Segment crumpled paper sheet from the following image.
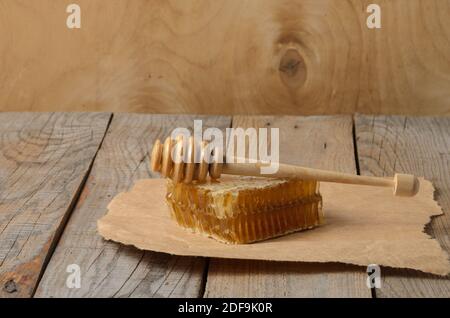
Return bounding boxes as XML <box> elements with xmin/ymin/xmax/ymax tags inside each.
<box><xmin>97</xmin><ymin>177</ymin><xmax>450</xmax><ymax>276</ymax></box>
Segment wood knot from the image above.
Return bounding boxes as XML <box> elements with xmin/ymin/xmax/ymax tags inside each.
<box><xmin>3</xmin><ymin>280</ymin><xmax>18</xmax><ymax>293</ymax></box>
<box><xmin>279</xmin><ymin>48</ymin><xmax>306</xmax><ymax>89</ymax></box>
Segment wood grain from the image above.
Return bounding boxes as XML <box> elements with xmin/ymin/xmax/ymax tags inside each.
<box><xmin>0</xmin><ymin>0</ymin><xmax>449</xmax><ymax>115</ymax></box>
<box><xmin>205</xmin><ymin>115</ymin><xmax>371</xmax><ymax>297</ymax></box>
<box><xmin>34</xmin><ymin>114</ymin><xmax>231</xmax><ymax>298</ymax></box>
<box><xmin>0</xmin><ymin>112</ymin><xmax>111</xmax><ymax>298</ymax></box>
<box><xmin>355</xmin><ymin>115</ymin><xmax>450</xmax><ymax>297</ymax></box>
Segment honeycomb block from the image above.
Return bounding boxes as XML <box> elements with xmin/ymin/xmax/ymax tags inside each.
<box><xmin>165</xmin><ymin>176</ymin><xmax>323</xmax><ymax>244</ymax></box>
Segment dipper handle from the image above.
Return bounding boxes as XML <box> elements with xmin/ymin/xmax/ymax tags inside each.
<box><xmin>150</xmin><ymin>137</ymin><xmax>420</xmax><ymax>197</ymax></box>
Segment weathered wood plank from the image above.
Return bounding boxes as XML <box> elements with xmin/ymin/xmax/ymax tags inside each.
<box><xmin>205</xmin><ymin>115</ymin><xmax>371</xmax><ymax>297</ymax></box>
<box><xmin>0</xmin><ymin>112</ymin><xmax>111</xmax><ymax>298</ymax></box>
<box><xmin>355</xmin><ymin>115</ymin><xmax>450</xmax><ymax>297</ymax></box>
<box><xmin>35</xmin><ymin>114</ymin><xmax>231</xmax><ymax>298</ymax></box>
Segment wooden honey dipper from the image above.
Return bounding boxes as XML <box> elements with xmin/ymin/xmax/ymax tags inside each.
<box><xmin>150</xmin><ymin>136</ymin><xmax>420</xmax><ymax>197</ymax></box>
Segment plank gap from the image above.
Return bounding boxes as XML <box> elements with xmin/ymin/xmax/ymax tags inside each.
<box><xmin>352</xmin><ymin>115</ymin><xmax>361</xmax><ymax>176</ymax></box>
<box><xmin>353</xmin><ymin>115</ymin><xmax>376</xmax><ymax>298</ymax></box>
<box><xmin>199</xmin><ymin>258</ymin><xmax>210</xmax><ymax>298</ymax></box>
<box><xmin>30</xmin><ymin>113</ymin><xmax>114</xmax><ymax>297</ymax></box>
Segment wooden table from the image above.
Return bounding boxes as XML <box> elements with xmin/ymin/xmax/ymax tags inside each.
<box><xmin>0</xmin><ymin>112</ymin><xmax>449</xmax><ymax>298</ymax></box>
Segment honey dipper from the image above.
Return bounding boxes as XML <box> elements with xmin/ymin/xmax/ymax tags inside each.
<box><xmin>150</xmin><ymin>136</ymin><xmax>420</xmax><ymax>197</ymax></box>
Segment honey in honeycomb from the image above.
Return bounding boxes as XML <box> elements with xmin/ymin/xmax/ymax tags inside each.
<box><xmin>165</xmin><ymin>176</ymin><xmax>323</xmax><ymax>244</ymax></box>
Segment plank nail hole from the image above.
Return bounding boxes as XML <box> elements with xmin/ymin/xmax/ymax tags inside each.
<box><xmin>324</xmin><ymin>142</ymin><xmax>327</xmax><ymax>149</ymax></box>
<box><xmin>4</xmin><ymin>280</ymin><xmax>17</xmax><ymax>293</ymax></box>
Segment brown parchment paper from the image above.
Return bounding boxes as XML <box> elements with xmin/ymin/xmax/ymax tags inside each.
<box><xmin>97</xmin><ymin>177</ymin><xmax>450</xmax><ymax>276</ymax></box>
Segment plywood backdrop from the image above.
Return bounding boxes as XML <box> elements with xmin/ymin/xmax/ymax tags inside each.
<box><xmin>0</xmin><ymin>0</ymin><xmax>449</xmax><ymax>115</ymax></box>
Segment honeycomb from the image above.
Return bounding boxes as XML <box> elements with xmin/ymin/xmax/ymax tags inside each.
<box><xmin>165</xmin><ymin>176</ymin><xmax>323</xmax><ymax>244</ymax></box>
